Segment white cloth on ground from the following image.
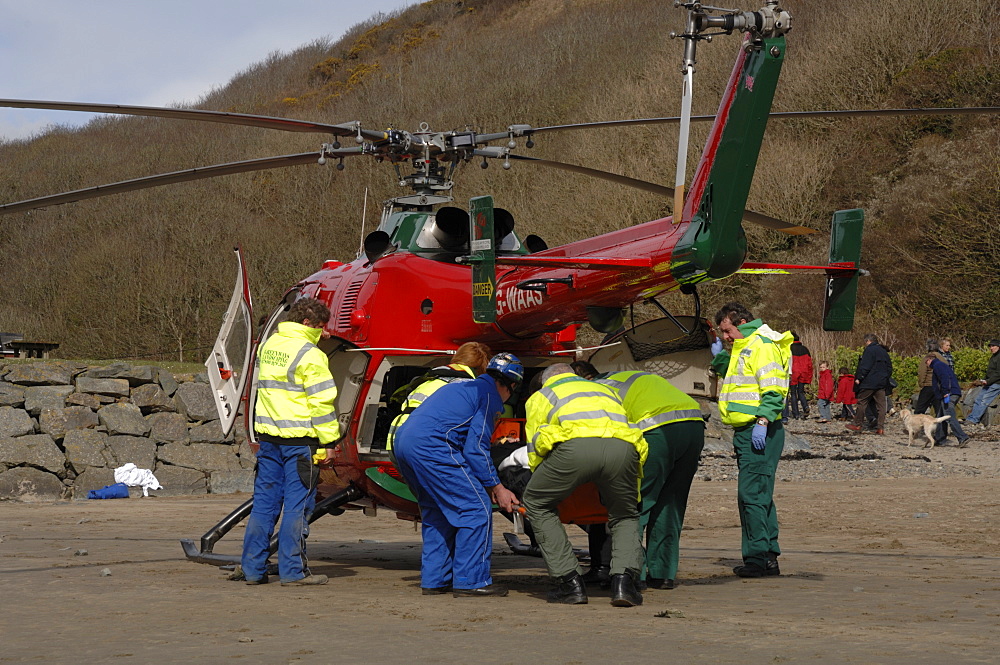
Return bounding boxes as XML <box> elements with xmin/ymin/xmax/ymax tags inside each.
<box><xmin>113</xmin><ymin>463</ymin><xmax>163</xmax><ymax>497</ymax></box>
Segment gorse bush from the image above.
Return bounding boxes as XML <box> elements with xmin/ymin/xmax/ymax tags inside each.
<box><xmin>952</xmin><ymin>347</ymin><xmax>994</xmax><ymax>384</ymax></box>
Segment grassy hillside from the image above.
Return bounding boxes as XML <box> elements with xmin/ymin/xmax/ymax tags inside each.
<box><xmin>1</xmin><ymin>0</ymin><xmax>997</xmax><ymax>360</ymax></box>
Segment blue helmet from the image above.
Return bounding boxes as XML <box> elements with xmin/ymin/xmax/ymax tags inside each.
<box><xmin>487</xmin><ymin>352</ymin><xmax>524</xmax><ymax>388</ymax></box>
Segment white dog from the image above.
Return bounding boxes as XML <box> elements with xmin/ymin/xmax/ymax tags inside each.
<box><xmin>898</xmin><ymin>409</ymin><xmax>950</xmax><ymax>448</ymax></box>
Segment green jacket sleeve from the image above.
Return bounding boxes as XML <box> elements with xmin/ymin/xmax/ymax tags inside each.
<box><xmin>711</xmin><ymin>351</ymin><xmax>731</xmax><ymax>378</ymax></box>
<box><xmin>757</xmin><ymin>391</ymin><xmax>786</xmax><ymax>422</ymax></box>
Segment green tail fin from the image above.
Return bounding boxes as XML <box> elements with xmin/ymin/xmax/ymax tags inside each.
<box><xmin>822</xmin><ymin>208</ymin><xmax>865</xmax><ymax>331</ymax></box>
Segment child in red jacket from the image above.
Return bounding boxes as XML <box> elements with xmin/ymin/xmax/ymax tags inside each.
<box><xmin>835</xmin><ymin>367</ymin><xmax>857</xmax><ymax>420</ymax></box>
<box><xmin>816</xmin><ymin>361</ymin><xmax>835</xmax><ymax>422</ymax></box>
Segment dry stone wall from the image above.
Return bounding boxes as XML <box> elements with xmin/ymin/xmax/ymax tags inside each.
<box><xmin>0</xmin><ymin>361</ymin><xmax>255</xmax><ymax>501</ymax></box>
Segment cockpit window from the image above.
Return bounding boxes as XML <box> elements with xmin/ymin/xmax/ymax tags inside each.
<box><xmin>497</xmin><ymin>232</ymin><xmax>522</xmax><ymax>253</ymax></box>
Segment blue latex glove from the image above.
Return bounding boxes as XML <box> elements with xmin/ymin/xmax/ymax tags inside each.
<box><xmin>752</xmin><ymin>422</ymin><xmax>768</xmax><ymax>450</ymax></box>
<box><xmin>710</xmin><ymin>339</ymin><xmax>724</xmax><ymax>357</ymax></box>
<box><xmin>943</xmin><ymin>394</ymin><xmax>950</xmax><ymax>405</ymax></box>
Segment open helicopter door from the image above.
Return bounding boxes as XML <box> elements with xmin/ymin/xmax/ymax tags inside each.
<box><xmin>586</xmin><ymin>315</ymin><xmax>717</xmax><ymax>398</ymax></box>
<box><xmin>206</xmin><ymin>247</ymin><xmax>254</xmax><ymax>437</ymax></box>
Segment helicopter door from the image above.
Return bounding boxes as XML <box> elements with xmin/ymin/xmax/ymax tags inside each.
<box><xmin>206</xmin><ymin>247</ymin><xmax>254</xmax><ymax>436</ymax></box>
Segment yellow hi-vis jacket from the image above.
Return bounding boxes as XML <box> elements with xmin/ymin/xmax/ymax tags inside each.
<box><xmin>716</xmin><ymin>322</ymin><xmax>792</xmax><ymax>427</ymax></box>
<box><xmin>254</xmin><ymin>321</ymin><xmax>340</xmax><ymax>445</ymax></box>
<box><xmin>597</xmin><ymin>371</ymin><xmax>703</xmax><ymax>432</ymax></box>
<box><xmin>385</xmin><ymin>363</ymin><xmax>476</xmax><ymax>450</ymax></box>
<box><xmin>525</xmin><ymin>373</ymin><xmax>646</xmax><ymax>472</ymax></box>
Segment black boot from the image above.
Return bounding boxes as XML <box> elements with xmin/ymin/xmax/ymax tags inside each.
<box><xmin>646</xmin><ymin>577</ymin><xmax>676</xmax><ymax>590</ymax></box>
<box><xmin>734</xmin><ymin>558</ymin><xmax>780</xmax><ymax>578</ymax></box>
<box><xmin>733</xmin><ymin>562</ymin><xmax>766</xmax><ymax>577</ymax></box>
<box><xmin>610</xmin><ymin>568</ymin><xmax>643</xmax><ymax>607</ymax></box>
<box><xmin>547</xmin><ymin>571</ymin><xmax>588</xmax><ymax>604</ymax></box>
<box><xmin>580</xmin><ymin>564</ymin><xmax>610</xmax><ymax>585</ymax></box>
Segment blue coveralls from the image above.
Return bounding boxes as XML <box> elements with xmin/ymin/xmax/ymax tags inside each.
<box><xmin>392</xmin><ymin>374</ymin><xmax>504</xmax><ymax>590</ymax></box>
<box><xmin>242</xmin><ymin>439</ymin><xmax>318</xmax><ymax>583</ymax></box>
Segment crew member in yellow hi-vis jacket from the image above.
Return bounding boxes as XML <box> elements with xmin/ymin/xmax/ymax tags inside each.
<box><xmin>241</xmin><ymin>297</ymin><xmax>340</xmax><ymax>587</ymax></box>
<box><xmin>523</xmin><ymin>364</ymin><xmax>647</xmax><ymax>608</ymax></box>
<box><xmin>710</xmin><ymin>301</ymin><xmax>792</xmax><ymax>579</ymax></box>
<box><xmin>385</xmin><ymin>342</ymin><xmax>490</xmax><ymax>451</ymax></box>
<box><xmin>572</xmin><ymin>362</ymin><xmax>704</xmax><ymax>591</ymax></box>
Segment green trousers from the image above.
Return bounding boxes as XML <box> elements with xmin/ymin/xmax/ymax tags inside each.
<box><xmin>639</xmin><ymin>420</ymin><xmax>705</xmax><ymax>580</ymax></box>
<box><xmin>732</xmin><ymin>421</ymin><xmax>784</xmax><ymax>567</ymax></box>
<box><xmin>523</xmin><ymin>437</ymin><xmax>644</xmax><ymax>578</ymax></box>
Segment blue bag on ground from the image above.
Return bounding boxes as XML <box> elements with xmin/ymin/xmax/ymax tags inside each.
<box><xmin>88</xmin><ymin>483</ymin><xmax>130</xmax><ymax>500</ymax></box>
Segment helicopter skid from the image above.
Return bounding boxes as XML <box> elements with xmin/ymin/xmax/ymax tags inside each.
<box><xmin>180</xmin><ymin>484</ymin><xmax>364</xmax><ymax>566</ymax></box>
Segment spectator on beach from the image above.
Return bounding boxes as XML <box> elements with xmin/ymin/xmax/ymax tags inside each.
<box><xmin>847</xmin><ymin>334</ymin><xmax>893</xmax><ymax>435</ymax></box>
<box><xmin>940</xmin><ymin>338</ymin><xmax>955</xmax><ymax>368</ymax></box>
<box><xmin>927</xmin><ymin>354</ymin><xmax>970</xmax><ymax>448</ymax></box>
<box><xmin>835</xmin><ymin>367</ymin><xmax>857</xmax><ymax>421</ymax></box>
<box><xmin>783</xmin><ymin>333</ymin><xmax>813</xmax><ymax>422</ymax></box>
<box><xmin>816</xmin><ymin>361</ymin><xmax>834</xmax><ymax>423</ymax></box>
<box><xmin>864</xmin><ymin>373</ymin><xmax>898</xmax><ymax>431</ymax></box>
<box><xmin>936</xmin><ymin>338</ymin><xmax>957</xmax><ymax>438</ymax></box>
<box><xmin>914</xmin><ymin>339</ymin><xmax>946</xmax><ymax>415</ymax></box>
<box><xmin>964</xmin><ymin>339</ymin><xmax>1000</xmax><ymax>428</ymax></box>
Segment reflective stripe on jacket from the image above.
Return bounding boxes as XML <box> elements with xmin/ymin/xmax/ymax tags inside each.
<box><xmin>254</xmin><ymin>321</ymin><xmax>340</xmax><ymax>445</ymax></box>
<box><xmin>597</xmin><ymin>371</ymin><xmax>702</xmax><ymax>432</ymax></box>
<box><xmin>524</xmin><ymin>374</ymin><xmax>646</xmax><ymax>472</ymax></box>
<box><xmin>717</xmin><ymin>323</ymin><xmax>792</xmax><ymax>427</ymax></box>
<box><xmin>386</xmin><ymin>364</ymin><xmax>476</xmax><ymax>450</ymax></box>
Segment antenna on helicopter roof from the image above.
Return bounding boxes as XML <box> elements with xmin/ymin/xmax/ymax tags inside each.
<box><xmin>357</xmin><ymin>187</ymin><xmax>369</xmax><ymax>259</ymax></box>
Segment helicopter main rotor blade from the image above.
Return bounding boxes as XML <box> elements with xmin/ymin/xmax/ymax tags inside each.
<box><xmin>741</xmin><ymin>210</ymin><xmax>816</xmax><ymax>235</ymax></box>
<box><xmin>497</xmin><ymin>152</ymin><xmax>817</xmax><ymax>235</ymax></box>
<box><xmin>500</xmin><ymin>153</ymin><xmax>675</xmax><ymax>197</ymax></box>
<box><xmin>0</xmin><ymin>98</ymin><xmax>388</xmax><ymax>140</ymax></box>
<box><xmin>512</xmin><ymin>107</ymin><xmax>1000</xmax><ymax>137</ymax></box>
<box><xmin>0</xmin><ymin>148</ymin><xmax>364</xmax><ymax>216</ymax></box>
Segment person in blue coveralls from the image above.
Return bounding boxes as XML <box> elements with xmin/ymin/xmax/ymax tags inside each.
<box><xmin>393</xmin><ymin>352</ymin><xmax>524</xmax><ymax>597</ymax></box>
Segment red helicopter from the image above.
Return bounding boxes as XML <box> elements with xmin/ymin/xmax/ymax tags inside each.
<box><xmin>1</xmin><ymin>2</ymin><xmax>996</xmax><ymax>565</ymax></box>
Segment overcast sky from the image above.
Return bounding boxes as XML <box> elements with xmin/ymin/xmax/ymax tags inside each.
<box><xmin>0</xmin><ymin>0</ymin><xmax>416</xmax><ymax>141</ymax></box>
